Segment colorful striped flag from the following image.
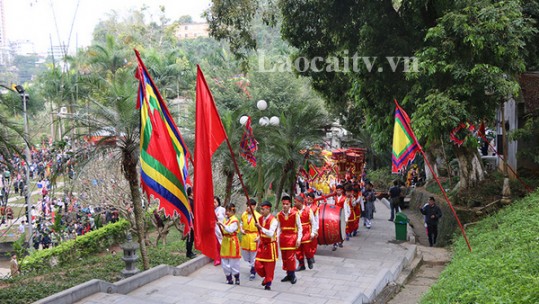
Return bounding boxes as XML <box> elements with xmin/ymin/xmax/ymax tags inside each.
<box><xmin>239</xmin><ymin>116</ymin><xmax>258</xmax><ymax>167</ymax></box>
<box><xmin>134</xmin><ymin>50</ymin><xmax>192</xmax><ymax>234</ymax></box>
<box><xmin>392</xmin><ymin>100</ymin><xmax>420</xmax><ymax>174</ymax></box>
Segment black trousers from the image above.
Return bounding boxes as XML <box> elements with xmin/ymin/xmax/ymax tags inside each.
<box><xmin>427</xmin><ymin>224</ymin><xmax>438</xmax><ymax>246</ymax></box>
<box><xmin>186</xmin><ymin>228</ymin><xmax>195</xmax><ymax>255</ymax></box>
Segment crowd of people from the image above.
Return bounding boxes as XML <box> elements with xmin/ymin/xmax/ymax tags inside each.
<box><xmin>0</xmin><ymin>140</ymin><xmax>122</xmax><ymax>252</ymax></box>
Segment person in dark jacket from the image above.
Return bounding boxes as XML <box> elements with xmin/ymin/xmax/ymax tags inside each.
<box><xmin>388</xmin><ymin>180</ymin><xmax>401</xmax><ymax>221</ymax></box>
<box><xmin>420</xmin><ymin>197</ymin><xmax>442</xmax><ymax>247</ymax></box>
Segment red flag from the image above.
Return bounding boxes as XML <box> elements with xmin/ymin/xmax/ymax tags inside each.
<box><xmin>194</xmin><ymin>65</ymin><xmax>227</xmax><ymax>261</ymax></box>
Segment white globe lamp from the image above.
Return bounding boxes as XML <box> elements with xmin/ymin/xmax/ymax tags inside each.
<box><xmin>269</xmin><ymin>116</ymin><xmax>280</xmax><ymax>126</ymax></box>
<box><xmin>259</xmin><ymin>116</ymin><xmax>270</xmax><ymax>126</ymax></box>
<box><xmin>239</xmin><ymin>115</ymin><xmax>249</xmax><ymax>126</ymax></box>
<box><xmin>257</xmin><ymin>99</ymin><xmax>268</xmax><ymax>111</ymax></box>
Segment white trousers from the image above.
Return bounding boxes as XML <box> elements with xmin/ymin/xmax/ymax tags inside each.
<box><xmin>221</xmin><ymin>258</ymin><xmax>241</xmax><ymax>276</ymax></box>
<box><xmin>241</xmin><ymin>250</ymin><xmax>257</xmax><ymax>267</ymax></box>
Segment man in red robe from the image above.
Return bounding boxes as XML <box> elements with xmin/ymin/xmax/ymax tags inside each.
<box><xmin>294</xmin><ymin>196</ymin><xmax>317</xmax><ymax>271</ymax></box>
<box><xmin>254</xmin><ymin>201</ymin><xmax>278</xmax><ymax>290</ymax></box>
<box><xmin>277</xmin><ymin>195</ymin><xmax>302</xmax><ymax>284</ymax></box>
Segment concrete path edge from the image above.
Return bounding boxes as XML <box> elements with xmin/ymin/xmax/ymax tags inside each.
<box><xmin>34</xmin><ymin>255</ymin><xmax>211</xmax><ymax>304</ymax></box>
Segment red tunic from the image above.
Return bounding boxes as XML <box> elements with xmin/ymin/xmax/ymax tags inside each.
<box><xmin>335</xmin><ymin>194</ymin><xmax>346</xmax><ymax>208</ymax></box>
<box><xmin>256</xmin><ymin>214</ymin><xmax>278</xmax><ymax>262</ymax></box>
<box><xmin>277</xmin><ymin>210</ymin><xmax>299</xmax><ymax>251</ymax></box>
<box><xmin>295</xmin><ymin>206</ymin><xmax>312</xmax><ymax>244</ymax></box>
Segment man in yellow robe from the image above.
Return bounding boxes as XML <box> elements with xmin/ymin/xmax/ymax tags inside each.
<box><xmin>240</xmin><ymin>199</ymin><xmax>261</xmax><ymax>280</ymax></box>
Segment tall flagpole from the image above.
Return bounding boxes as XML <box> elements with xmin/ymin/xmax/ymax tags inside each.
<box><xmin>395</xmin><ymin>100</ymin><xmax>472</xmax><ymax>252</ymax></box>
<box><xmin>222</xmin><ymin>137</ymin><xmax>259</xmax><ymax>230</ymax></box>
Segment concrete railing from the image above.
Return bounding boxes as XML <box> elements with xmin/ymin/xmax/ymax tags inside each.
<box><xmin>35</xmin><ymin>255</ymin><xmax>211</xmax><ymax>304</ymax></box>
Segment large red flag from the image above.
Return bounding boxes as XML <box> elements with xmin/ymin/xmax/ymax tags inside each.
<box><xmin>194</xmin><ymin>65</ymin><xmax>227</xmax><ymax>260</ymax></box>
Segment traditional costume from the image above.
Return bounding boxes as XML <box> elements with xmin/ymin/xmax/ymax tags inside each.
<box><xmin>220</xmin><ymin>213</ymin><xmax>241</xmax><ymax>285</ymax></box>
<box><xmin>255</xmin><ymin>201</ymin><xmax>279</xmax><ymax>290</ymax></box>
<box><xmin>294</xmin><ymin>202</ymin><xmax>317</xmax><ymax>270</ymax></box>
<box><xmin>277</xmin><ymin>196</ymin><xmax>302</xmax><ymax>284</ymax></box>
<box><xmin>240</xmin><ymin>201</ymin><xmax>261</xmax><ymax>280</ymax></box>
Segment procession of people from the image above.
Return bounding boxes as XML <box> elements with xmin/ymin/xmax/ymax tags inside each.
<box><xmin>211</xmin><ymin>173</ymin><xmax>376</xmax><ymax>290</ymax></box>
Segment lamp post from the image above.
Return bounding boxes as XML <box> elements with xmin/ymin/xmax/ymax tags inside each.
<box><xmin>239</xmin><ymin>100</ymin><xmax>280</xmax><ymax>203</ymax></box>
<box><xmin>13</xmin><ymin>85</ymin><xmax>33</xmax><ymax>247</ymax></box>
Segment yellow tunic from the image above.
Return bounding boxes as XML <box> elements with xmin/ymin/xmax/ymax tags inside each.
<box><xmin>240</xmin><ymin>210</ymin><xmax>261</xmax><ymax>251</ymax></box>
<box><xmin>220</xmin><ymin>215</ymin><xmax>241</xmax><ymax>259</ymax></box>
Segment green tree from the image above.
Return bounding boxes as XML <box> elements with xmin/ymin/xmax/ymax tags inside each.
<box><xmin>408</xmin><ymin>0</ymin><xmax>536</xmax><ymax>188</ymax></box>
<box><xmin>207</xmin><ymin>0</ymin><xmax>539</xmax><ymax>190</ymax></box>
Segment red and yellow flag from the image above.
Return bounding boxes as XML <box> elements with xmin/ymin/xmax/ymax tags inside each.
<box><xmin>135</xmin><ymin>50</ymin><xmax>192</xmax><ymax>234</ymax></box>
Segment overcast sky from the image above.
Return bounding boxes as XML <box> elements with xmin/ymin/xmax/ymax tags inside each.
<box><xmin>4</xmin><ymin>0</ymin><xmax>211</xmax><ymax>53</ymax></box>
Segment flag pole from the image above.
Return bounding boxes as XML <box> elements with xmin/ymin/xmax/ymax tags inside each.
<box><xmin>222</xmin><ymin>137</ymin><xmax>259</xmax><ymax>230</ymax></box>
<box><xmin>395</xmin><ymin>100</ymin><xmax>472</xmax><ymax>252</ymax></box>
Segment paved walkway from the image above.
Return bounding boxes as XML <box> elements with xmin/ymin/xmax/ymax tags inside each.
<box><xmin>44</xmin><ymin>199</ymin><xmax>418</xmax><ymax>304</ymax></box>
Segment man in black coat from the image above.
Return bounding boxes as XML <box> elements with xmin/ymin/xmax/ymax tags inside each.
<box><xmin>420</xmin><ymin>197</ymin><xmax>442</xmax><ymax>247</ymax></box>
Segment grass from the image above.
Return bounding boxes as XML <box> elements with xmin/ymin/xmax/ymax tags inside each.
<box><xmin>420</xmin><ymin>190</ymin><xmax>539</xmax><ymax>303</ymax></box>
<box><xmin>0</xmin><ymin>227</ymin><xmax>192</xmax><ymax>304</ymax></box>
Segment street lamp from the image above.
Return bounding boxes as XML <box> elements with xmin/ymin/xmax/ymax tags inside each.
<box><xmin>239</xmin><ymin>100</ymin><xmax>280</xmax><ymax>203</ymax></box>
<box><xmin>240</xmin><ymin>99</ymin><xmax>280</xmax><ymax>127</ymax></box>
<box><xmin>14</xmin><ymin>85</ymin><xmax>33</xmax><ymax>247</ymax></box>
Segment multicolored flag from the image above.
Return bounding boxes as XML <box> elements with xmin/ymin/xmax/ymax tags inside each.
<box><xmin>194</xmin><ymin>65</ymin><xmax>227</xmax><ymax>261</ymax></box>
<box><xmin>240</xmin><ymin>117</ymin><xmax>258</xmax><ymax>167</ymax></box>
<box><xmin>392</xmin><ymin>100</ymin><xmax>420</xmax><ymax>174</ymax></box>
<box><xmin>134</xmin><ymin>50</ymin><xmax>192</xmax><ymax>234</ymax></box>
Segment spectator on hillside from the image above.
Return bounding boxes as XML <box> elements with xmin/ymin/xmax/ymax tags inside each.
<box><xmin>5</xmin><ymin>205</ymin><xmax>14</xmax><ymax>225</ymax></box>
<box><xmin>10</xmin><ymin>254</ymin><xmax>20</xmax><ymax>277</ymax></box>
<box><xmin>18</xmin><ymin>220</ymin><xmax>26</xmax><ymax>234</ymax></box>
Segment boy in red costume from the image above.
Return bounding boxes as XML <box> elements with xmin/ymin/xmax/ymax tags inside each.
<box><xmin>277</xmin><ymin>195</ymin><xmax>302</xmax><ymax>284</ymax></box>
<box><xmin>254</xmin><ymin>201</ymin><xmax>278</xmax><ymax>290</ymax></box>
<box><xmin>293</xmin><ymin>196</ymin><xmax>317</xmax><ymax>270</ymax></box>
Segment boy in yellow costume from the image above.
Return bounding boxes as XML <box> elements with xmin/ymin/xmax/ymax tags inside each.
<box><xmin>217</xmin><ymin>204</ymin><xmax>241</xmax><ymax>285</ymax></box>
<box><xmin>240</xmin><ymin>199</ymin><xmax>261</xmax><ymax>280</ymax></box>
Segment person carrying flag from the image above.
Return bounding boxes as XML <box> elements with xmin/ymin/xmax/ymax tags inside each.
<box><xmin>240</xmin><ymin>199</ymin><xmax>261</xmax><ymax>280</ymax></box>
<box><xmin>254</xmin><ymin>201</ymin><xmax>278</xmax><ymax>290</ymax></box>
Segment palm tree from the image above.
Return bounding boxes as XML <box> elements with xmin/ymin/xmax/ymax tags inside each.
<box><xmin>78</xmin><ymin>64</ymin><xmax>151</xmax><ymax>270</ymax></box>
<box><xmin>0</xmin><ymin>94</ymin><xmax>25</xmax><ymax>166</ymax></box>
<box><xmin>261</xmin><ymin>98</ymin><xmax>330</xmax><ymax>209</ymax></box>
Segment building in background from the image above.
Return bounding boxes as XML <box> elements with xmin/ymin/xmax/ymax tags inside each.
<box><xmin>176</xmin><ymin>23</ymin><xmax>209</xmax><ymax>40</ymax></box>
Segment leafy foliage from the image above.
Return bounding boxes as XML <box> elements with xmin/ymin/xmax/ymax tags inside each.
<box><xmin>20</xmin><ymin>220</ymin><xmax>130</xmax><ymax>272</ymax></box>
<box><xmin>0</xmin><ymin>226</ymin><xmax>191</xmax><ymax>304</ymax></box>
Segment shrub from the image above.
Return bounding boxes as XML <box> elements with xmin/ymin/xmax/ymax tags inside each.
<box><xmin>21</xmin><ymin>219</ymin><xmax>130</xmax><ymax>272</ymax></box>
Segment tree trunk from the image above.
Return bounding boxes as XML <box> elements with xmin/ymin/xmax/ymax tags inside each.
<box><xmin>454</xmin><ymin>145</ymin><xmax>485</xmax><ymax>190</ymax></box>
<box><xmin>424</xmin><ymin>147</ymin><xmax>439</xmax><ymax>181</ymax></box>
<box><xmin>224</xmin><ymin>171</ymin><xmax>234</xmax><ymax>206</ymax></box>
<box><xmin>122</xmin><ymin>148</ymin><xmax>150</xmax><ymax>270</ymax></box>
<box><xmin>288</xmin><ymin>169</ymin><xmax>298</xmax><ymax>197</ymax></box>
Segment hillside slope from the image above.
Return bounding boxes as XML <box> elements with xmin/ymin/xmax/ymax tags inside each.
<box><xmin>420</xmin><ymin>191</ymin><xmax>539</xmax><ymax>303</ymax></box>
